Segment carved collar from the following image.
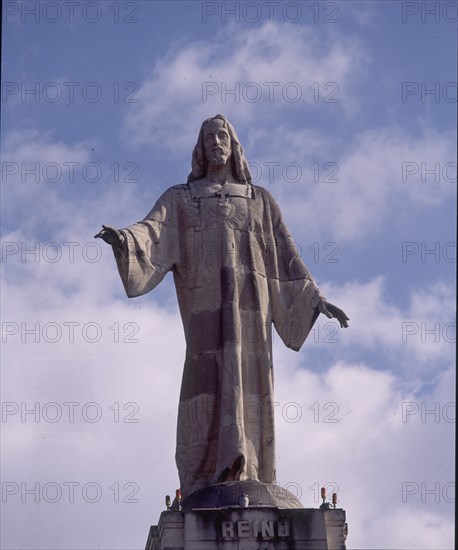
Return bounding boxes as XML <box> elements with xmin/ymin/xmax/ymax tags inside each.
<box><xmin>187</xmin><ymin>179</ymin><xmax>255</xmax><ymax>200</ymax></box>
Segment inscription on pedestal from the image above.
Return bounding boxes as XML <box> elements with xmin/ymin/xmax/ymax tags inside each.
<box><xmin>221</xmin><ymin>519</ymin><xmax>290</xmax><ymax>539</ymax></box>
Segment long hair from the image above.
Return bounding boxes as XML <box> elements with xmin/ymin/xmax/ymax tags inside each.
<box><xmin>187</xmin><ymin>114</ymin><xmax>252</xmax><ymax>185</ymax></box>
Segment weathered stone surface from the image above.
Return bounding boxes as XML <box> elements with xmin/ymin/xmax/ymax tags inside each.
<box><xmin>146</xmin><ymin>506</ymin><xmax>347</xmax><ymax>549</ymax></box>
<box><xmin>181</xmin><ymin>480</ymin><xmax>303</xmax><ymax>511</ymax></box>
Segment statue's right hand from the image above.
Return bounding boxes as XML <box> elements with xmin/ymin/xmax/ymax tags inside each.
<box><xmin>94</xmin><ymin>225</ymin><xmax>124</xmax><ymax>246</ymax></box>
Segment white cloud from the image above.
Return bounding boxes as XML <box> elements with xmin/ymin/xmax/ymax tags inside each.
<box><xmin>341</xmin><ymin>0</ymin><xmax>377</xmax><ymax>26</ymax></box>
<box><xmin>265</xmin><ymin>126</ymin><xmax>456</xmax><ymax>242</ymax></box>
<box><xmin>122</xmin><ymin>21</ymin><xmax>369</xmax><ymax>151</ymax></box>
<box><xmin>272</xmin><ymin>357</ymin><xmax>454</xmax><ymax>549</ymax></box>
<box><xmin>1</xmin><ymin>267</ymin><xmax>185</xmax><ymax>547</ymax></box>
<box><xmin>1</xmin><ymin>129</ymin><xmax>155</xmax><ymax>244</ymax></box>
<box><xmin>313</xmin><ymin>277</ymin><xmax>455</xmax><ymax>375</ymax></box>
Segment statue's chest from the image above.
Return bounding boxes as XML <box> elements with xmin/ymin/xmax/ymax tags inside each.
<box><xmin>199</xmin><ymin>195</ymin><xmax>249</xmax><ymax>230</ymax></box>
<box><xmin>182</xmin><ymin>195</ymin><xmax>263</xmax><ymax>233</ymax></box>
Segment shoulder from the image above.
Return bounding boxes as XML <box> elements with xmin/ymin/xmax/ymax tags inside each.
<box><xmin>162</xmin><ymin>183</ymin><xmax>189</xmax><ymax>197</ymax></box>
<box><xmin>143</xmin><ymin>184</ymin><xmax>189</xmax><ymax>221</ymax></box>
<box><xmin>155</xmin><ymin>183</ymin><xmax>190</xmax><ymax>204</ymax></box>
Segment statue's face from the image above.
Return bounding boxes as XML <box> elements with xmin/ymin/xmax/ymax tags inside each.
<box><xmin>203</xmin><ymin>118</ymin><xmax>232</xmax><ymax>166</ymax></box>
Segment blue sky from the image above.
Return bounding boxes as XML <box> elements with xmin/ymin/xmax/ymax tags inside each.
<box><xmin>1</xmin><ymin>1</ymin><xmax>456</xmax><ymax>548</ymax></box>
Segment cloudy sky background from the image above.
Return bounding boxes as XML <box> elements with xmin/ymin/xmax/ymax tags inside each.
<box><xmin>1</xmin><ymin>1</ymin><xmax>456</xmax><ymax>548</ymax></box>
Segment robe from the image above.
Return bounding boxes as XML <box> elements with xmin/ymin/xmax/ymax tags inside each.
<box><xmin>112</xmin><ymin>179</ymin><xmax>324</xmax><ymax>498</ymax></box>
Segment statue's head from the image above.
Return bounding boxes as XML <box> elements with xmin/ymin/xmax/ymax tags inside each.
<box><xmin>187</xmin><ymin>114</ymin><xmax>252</xmax><ymax>185</ymax></box>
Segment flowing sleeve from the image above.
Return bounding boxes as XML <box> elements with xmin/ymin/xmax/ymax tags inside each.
<box><xmin>111</xmin><ymin>188</ymin><xmax>180</xmax><ymax>298</ymax></box>
<box><xmin>263</xmin><ymin>189</ymin><xmax>325</xmax><ymax>351</ymax></box>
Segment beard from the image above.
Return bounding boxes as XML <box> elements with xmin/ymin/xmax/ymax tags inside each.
<box><xmin>208</xmin><ymin>149</ymin><xmax>228</xmax><ymax>166</ymax></box>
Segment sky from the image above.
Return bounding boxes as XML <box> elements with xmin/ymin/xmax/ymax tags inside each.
<box><xmin>0</xmin><ymin>1</ymin><xmax>456</xmax><ymax>549</ymax></box>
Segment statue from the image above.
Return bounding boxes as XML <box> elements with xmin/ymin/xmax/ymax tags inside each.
<box><xmin>95</xmin><ymin>115</ymin><xmax>349</xmax><ymax>502</ymax></box>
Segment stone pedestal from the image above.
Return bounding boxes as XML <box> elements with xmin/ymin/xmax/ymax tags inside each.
<box><xmin>145</xmin><ymin>506</ymin><xmax>347</xmax><ymax>549</ymax></box>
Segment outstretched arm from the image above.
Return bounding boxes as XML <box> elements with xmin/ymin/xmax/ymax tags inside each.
<box><xmin>318</xmin><ymin>299</ymin><xmax>349</xmax><ymax>328</ymax></box>
<box><xmin>94</xmin><ymin>225</ymin><xmax>125</xmax><ymax>246</ymax></box>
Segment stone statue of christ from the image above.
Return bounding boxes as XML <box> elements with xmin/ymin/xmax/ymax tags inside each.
<box><xmin>95</xmin><ymin>115</ymin><xmax>349</xmax><ymax>499</ymax></box>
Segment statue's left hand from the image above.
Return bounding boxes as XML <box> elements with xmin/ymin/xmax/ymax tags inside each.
<box><xmin>318</xmin><ymin>300</ymin><xmax>349</xmax><ymax>328</ymax></box>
